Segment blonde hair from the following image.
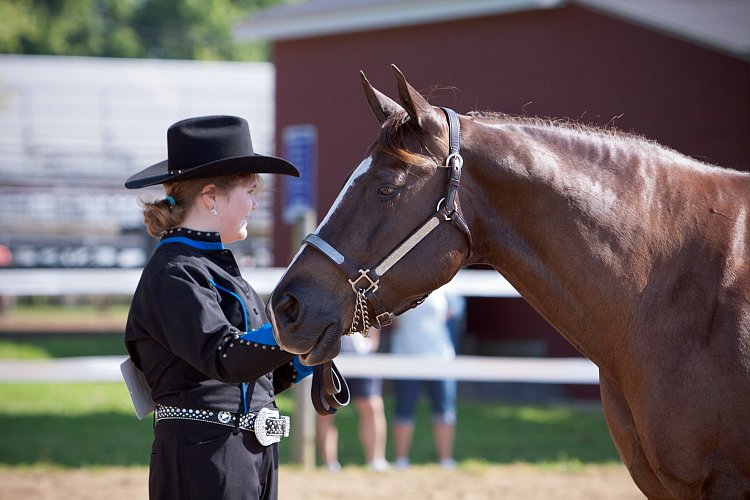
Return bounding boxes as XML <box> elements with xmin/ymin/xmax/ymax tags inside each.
<box><xmin>140</xmin><ymin>173</ymin><xmax>260</xmax><ymax>238</ymax></box>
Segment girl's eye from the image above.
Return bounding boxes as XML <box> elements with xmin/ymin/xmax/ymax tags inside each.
<box><xmin>377</xmin><ymin>185</ymin><xmax>398</xmax><ymax>196</ymax></box>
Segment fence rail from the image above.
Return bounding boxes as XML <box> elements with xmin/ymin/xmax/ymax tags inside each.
<box><xmin>0</xmin><ymin>354</ymin><xmax>599</xmax><ymax>384</ymax></box>
<box><xmin>0</xmin><ymin>267</ymin><xmax>521</xmax><ymax>297</ymax></box>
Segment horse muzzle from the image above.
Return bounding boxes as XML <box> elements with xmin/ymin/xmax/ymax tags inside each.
<box><xmin>266</xmin><ymin>289</ymin><xmax>343</xmax><ymax>364</ymax></box>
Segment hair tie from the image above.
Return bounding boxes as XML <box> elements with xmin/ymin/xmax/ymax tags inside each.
<box><xmin>165</xmin><ymin>195</ymin><xmax>176</xmax><ymax>207</ymax></box>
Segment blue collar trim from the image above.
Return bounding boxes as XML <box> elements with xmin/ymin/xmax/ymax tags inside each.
<box><xmin>157</xmin><ymin>236</ymin><xmax>225</xmax><ymax>251</ymax></box>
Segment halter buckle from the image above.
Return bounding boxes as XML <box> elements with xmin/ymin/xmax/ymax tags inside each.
<box><xmin>376</xmin><ymin>312</ymin><xmax>393</xmax><ymax>327</ymax></box>
<box><xmin>443</xmin><ymin>152</ymin><xmax>463</xmax><ymax>169</ymax></box>
<box><xmin>349</xmin><ymin>269</ymin><xmax>379</xmax><ymax>294</ymax></box>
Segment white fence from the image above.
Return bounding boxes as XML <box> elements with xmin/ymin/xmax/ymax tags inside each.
<box><xmin>0</xmin><ymin>353</ymin><xmax>598</xmax><ymax>384</ymax></box>
<box><xmin>0</xmin><ymin>267</ymin><xmax>518</xmax><ymax>297</ymax></box>
<box><xmin>0</xmin><ymin>267</ymin><xmax>599</xmax><ymax>384</ymax></box>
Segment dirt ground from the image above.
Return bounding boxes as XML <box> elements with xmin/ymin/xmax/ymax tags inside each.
<box><xmin>0</xmin><ymin>464</ymin><xmax>645</xmax><ymax>500</ymax></box>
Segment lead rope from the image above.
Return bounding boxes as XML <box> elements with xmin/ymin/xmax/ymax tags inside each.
<box><xmin>312</xmin><ymin>360</ymin><xmax>351</xmax><ymax>415</ymax></box>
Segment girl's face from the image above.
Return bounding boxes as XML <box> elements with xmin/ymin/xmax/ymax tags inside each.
<box><xmin>214</xmin><ymin>178</ymin><xmax>259</xmax><ymax>244</ymax></box>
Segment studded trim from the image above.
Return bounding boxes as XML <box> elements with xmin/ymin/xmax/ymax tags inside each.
<box><xmin>165</xmin><ymin>227</ymin><xmax>222</xmax><ymax>241</ymax></box>
<box><xmin>217</xmin><ymin>331</ymin><xmax>278</xmax><ymax>359</ymax></box>
<box><xmin>155</xmin><ymin>404</ymin><xmax>290</xmax><ymax>445</ymax></box>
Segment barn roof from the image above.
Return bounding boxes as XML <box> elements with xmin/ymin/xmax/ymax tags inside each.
<box><xmin>234</xmin><ymin>0</ymin><xmax>750</xmax><ymax>61</ymax></box>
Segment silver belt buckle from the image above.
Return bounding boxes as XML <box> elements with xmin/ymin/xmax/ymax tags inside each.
<box><xmin>254</xmin><ymin>407</ymin><xmax>290</xmax><ymax>446</ymax></box>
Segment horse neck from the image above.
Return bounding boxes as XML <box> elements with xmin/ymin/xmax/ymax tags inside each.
<box><xmin>461</xmin><ymin>120</ymin><xmax>659</xmax><ymax>365</ymax></box>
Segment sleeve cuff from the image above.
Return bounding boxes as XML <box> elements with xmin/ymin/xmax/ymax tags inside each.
<box><xmin>293</xmin><ymin>356</ymin><xmax>314</xmax><ymax>383</ymax></box>
<box><xmin>239</xmin><ymin>323</ymin><xmax>278</xmax><ymax>346</ymax></box>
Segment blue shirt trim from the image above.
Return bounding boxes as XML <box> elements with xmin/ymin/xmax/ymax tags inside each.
<box><xmin>293</xmin><ymin>356</ymin><xmax>313</xmax><ymax>383</ymax></box>
<box><xmin>157</xmin><ymin>237</ymin><xmax>225</xmax><ymax>251</ymax></box>
<box><xmin>209</xmin><ymin>278</ymin><xmax>255</xmax><ymax>413</ymax></box>
<box><xmin>240</xmin><ymin>323</ymin><xmax>278</xmax><ymax>346</ymax></box>
<box><xmin>209</xmin><ymin>280</ymin><xmax>249</xmax><ymax>332</ymax></box>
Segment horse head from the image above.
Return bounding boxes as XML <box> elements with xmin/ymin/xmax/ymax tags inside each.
<box><xmin>267</xmin><ymin>65</ymin><xmax>473</xmax><ymax>365</ymax></box>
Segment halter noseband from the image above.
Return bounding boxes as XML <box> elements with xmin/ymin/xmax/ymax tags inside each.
<box><xmin>302</xmin><ymin>107</ymin><xmax>473</xmax><ymax>336</ymax></box>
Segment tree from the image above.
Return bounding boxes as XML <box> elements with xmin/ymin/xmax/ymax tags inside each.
<box><xmin>0</xmin><ymin>0</ymin><xmax>289</xmax><ymax>61</ymax></box>
<box><xmin>0</xmin><ymin>1</ymin><xmax>38</xmax><ymax>54</ymax></box>
<box><xmin>134</xmin><ymin>0</ymin><xmax>236</xmax><ymax>60</ymax></box>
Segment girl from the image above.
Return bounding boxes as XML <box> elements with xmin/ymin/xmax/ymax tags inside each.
<box><xmin>124</xmin><ymin>115</ymin><xmax>309</xmax><ymax>499</ymax></box>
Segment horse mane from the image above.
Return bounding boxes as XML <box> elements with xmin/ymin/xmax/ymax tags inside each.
<box><xmin>377</xmin><ymin>108</ymin><xmax>650</xmax><ymax>166</ymax></box>
<box><xmin>376</xmin><ymin>111</ymin><xmax>443</xmax><ymax>169</ymax></box>
<box><xmin>467</xmin><ymin>111</ymin><xmax>731</xmax><ymax>173</ymax></box>
<box><xmin>375</xmin><ymin>108</ymin><xmax>730</xmax><ymax>174</ymax></box>
<box><xmin>467</xmin><ymin>110</ymin><xmax>647</xmax><ymax>142</ymax></box>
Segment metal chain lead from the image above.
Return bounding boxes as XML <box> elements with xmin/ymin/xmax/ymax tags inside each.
<box><xmin>349</xmin><ymin>289</ymin><xmax>371</xmax><ymax>337</ymax></box>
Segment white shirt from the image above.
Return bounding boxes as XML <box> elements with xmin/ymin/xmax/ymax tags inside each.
<box><xmin>390</xmin><ymin>289</ymin><xmax>455</xmax><ymax>359</ymax></box>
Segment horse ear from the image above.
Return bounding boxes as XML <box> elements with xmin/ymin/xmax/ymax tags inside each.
<box><xmin>360</xmin><ymin>70</ymin><xmax>401</xmax><ymax>124</ymax></box>
<box><xmin>392</xmin><ymin>64</ymin><xmax>436</xmax><ymax>129</ymax></box>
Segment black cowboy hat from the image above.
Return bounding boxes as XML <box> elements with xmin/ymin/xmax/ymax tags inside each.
<box><xmin>124</xmin><ymin>115</ymin><xmax>299</xmax><ymax>189</ymax></box>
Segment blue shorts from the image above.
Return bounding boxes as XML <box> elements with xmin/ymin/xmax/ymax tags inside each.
<box><xmin>393</xmin><ymin>378</ymin><xmax>456</xmax><ymax>425</ymax></box>
<box><xmin>348</xmin><ymin>377</ymin><xmax>383</xmax><ymax>399</ymax></box>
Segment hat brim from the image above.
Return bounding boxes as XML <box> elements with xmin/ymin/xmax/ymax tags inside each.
<box><xmin>125</xmin><ymin>154</ymin><xmax>300</xmax><ymax>189</ymax></box>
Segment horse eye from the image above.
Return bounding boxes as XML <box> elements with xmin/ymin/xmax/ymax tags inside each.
<box><xmin>377</xmin><ymin>185</ymin><xmax>398</xmax><ymax>197</ymax></box>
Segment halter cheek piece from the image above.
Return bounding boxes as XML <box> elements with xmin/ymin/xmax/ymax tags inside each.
<box><xmin>303</xmin><ymin>107</ymin><xmax>473</xmax><ymax>336</ymax></box>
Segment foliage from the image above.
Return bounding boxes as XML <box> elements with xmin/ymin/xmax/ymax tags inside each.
<box><xmin>0</xmin><ymin>0</ymin><xmax>295</xmax><ymax>61</ymax></box>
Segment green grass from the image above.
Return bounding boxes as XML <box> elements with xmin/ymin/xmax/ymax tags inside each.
<box><xmin>0</xmin><ymin>333</ymin><xmax>621</xmax><ymax>469</ymax></box>
<box><xmin>0</xmin><ymin>383</ymin><xmax>150</xmax><ymax>467</ymax></box>
<box><xmin>449</xmin><ymin>402</ymin><xmax>615</xmax><ymax>465</ymax></box>
<box><xmin>0</xmin><ymin>334</ymin><xmax>127</xmax><ymax>359</ymax></box>
<box><xmin>6</xmin><ymin>303</ymin><xmax>130</xmax><ymax>317</ymax></box>
<box><xmin>0</xmin><ymin>382</ymin><xmax>620</xmax><ymax>468</ymax></box>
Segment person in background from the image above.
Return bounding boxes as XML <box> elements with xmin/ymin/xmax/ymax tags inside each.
<box><xmin>445</xmin><ymin>293</ymin><xmax>467</xmax><ymax>352</ymax></box>
<box><xmin>123</xmin><ymin>115</ymin><xmax>310</xmax><ymax>500</ymax></box>
<box><xmin>389</xmin><ymin>288</ymin><xmax>457</xmax><ymax>470</ymax></box>
<box><xmin>316</xmin><ymin>328</ymin><xmax>389</xmax><ymax>472</ymax></box>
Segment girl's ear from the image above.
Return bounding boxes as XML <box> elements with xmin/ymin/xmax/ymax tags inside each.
<box><xmin>199</xmin><ymin>184</ymin><xmax>217</xmax><ymax>210</ymax></box>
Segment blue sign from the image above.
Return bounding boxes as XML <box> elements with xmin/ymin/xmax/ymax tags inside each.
<box><xmin>282</xmin><ymin>125</ymin><xmax>317</xmax><ymax>224</ymax></box>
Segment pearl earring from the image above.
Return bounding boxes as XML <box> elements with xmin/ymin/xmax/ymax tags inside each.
<box><xmin>210</xmin><ymin>207</ymin><xmax>218</xmax><ymax>216</ymax></box>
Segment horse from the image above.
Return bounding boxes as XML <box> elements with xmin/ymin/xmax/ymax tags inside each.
<box><xmin>267</xmin><ymin>65</ymin><xmax>750</xmax><ymax>499</ymax></box>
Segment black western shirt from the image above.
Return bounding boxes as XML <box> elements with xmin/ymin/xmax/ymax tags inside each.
<box><xmin>125</xmin><ymin>228</ymin><xmax>296</xmax><ymax>413</ymax></box>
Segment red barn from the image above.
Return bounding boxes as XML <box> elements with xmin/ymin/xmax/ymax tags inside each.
<box><xmin>236</xmin><ymin>0</ymin><xmax>750</xmax><ymax>364</ymax></box>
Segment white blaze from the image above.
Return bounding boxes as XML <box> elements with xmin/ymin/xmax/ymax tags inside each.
<box><xmin>316</xmin><ymin>156</ymin><xmax>373</xmax><ymax>232</ymax></box>
<box><xmin>276</xmin><ymin>155</ymin><xmax>373</xmax><ymax>281</ymax></box>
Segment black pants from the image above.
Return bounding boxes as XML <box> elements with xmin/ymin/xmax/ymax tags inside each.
<box><xmin>149</xmin><ymin>420</ymin><xmax>279</xmax><ymax>500</ymax></box>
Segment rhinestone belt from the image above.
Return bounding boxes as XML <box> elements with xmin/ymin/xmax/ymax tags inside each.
<box><xmin>155</xmin><ymin>404</ymin><xmax>290</xmax><ymax>446</ymax></box>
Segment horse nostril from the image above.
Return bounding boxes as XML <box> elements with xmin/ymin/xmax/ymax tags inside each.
<box><xmin>276</xmin><ymin>291</ymin><xmax>301</xmax><ymax>325</ymax></box>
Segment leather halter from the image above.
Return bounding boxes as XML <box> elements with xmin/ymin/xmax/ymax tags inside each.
<box><xmin>303</xmin><ymin>107</ymin><xmax>473</xmax><ymax>335</ymax></box>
